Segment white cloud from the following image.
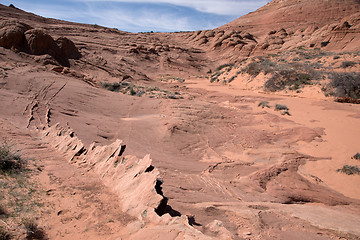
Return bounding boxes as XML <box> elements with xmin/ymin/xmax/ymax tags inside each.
<box><xmin>76</xmin><ymin>0</ymin><xmax>270</xmax><ymax>16</ymax></box>
<box><xmin>4</xmin><ymin>0</ymin><xmax>271</xmax><ymax>32</ymax></box>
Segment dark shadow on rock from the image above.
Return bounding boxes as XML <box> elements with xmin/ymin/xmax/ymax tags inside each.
<box><xmin>154</xmin><ymin>178</ymin><xmax>181</xmax><ymax>217</ymax></box>
<box><xmin>188</xmin><ymin>215</ymin><xmax>202</xmax><ymax>226</ymax></box>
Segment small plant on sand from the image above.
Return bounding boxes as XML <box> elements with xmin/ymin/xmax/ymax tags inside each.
<box><xmin>22</xmin><ymin>218</ymin><xmax>45</xmax><ymax>240</ymax></box>
<box><xmin>337</xmin><ymin>165</ymin><xmax>360</xmax><ymax>175</ymax></box>
<box><xmin>352</xmin><ymin>153</ymin><xmax>360</xmax><ymax>160</ymax></box>
<box><xmin>274</xmin><ymin>104</ymin><xmax>290</xmax><ymax>116</ymax></box>
<box><xmin>258</xmin><ymin>101</ymin><xmax>270</xmax><ymax>108</ymax></box>
<box><xmin>274</xmin><ymin>104</ymin><xmax>289</xmax><ymax>111</ymax></box>
<box><xmin>281</xmin><ymin>110</ymin><xmax>291</xmax><ymax>116</ymax></box>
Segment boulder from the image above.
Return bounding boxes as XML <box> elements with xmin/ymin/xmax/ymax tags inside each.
<box><xmin>56</xmin><ymin>37</ymin><xmax>81</xmax><ymax>59</ymax></box>
<box><xmin>0</xmin><ymin>20</ymin><xmax>32</xmax><ymax>49</ymax></box>
<box><xmin>24</xmin><ymin>28</ymin><xmax>59</xmax><ymax>56</ymax></box>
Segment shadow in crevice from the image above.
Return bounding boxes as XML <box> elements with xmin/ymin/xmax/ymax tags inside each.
<box><xmin>188</xmin><ymin>215</ymin><xmax>202</xmax><ymax>226</ymax></box>
<box><xmin>145</xmin><ymin>165</ymin><xmax>155</xmax><ymax>172</ymax></box>
<box><xmin>118</xmin><ymin>144</ymin><xmax>126</xmax><ymax>157</ymax></box>
<box><xmin>154</xmin><ymin>178</ymin><xmax>181</xmax><ymax>217</ymax></box>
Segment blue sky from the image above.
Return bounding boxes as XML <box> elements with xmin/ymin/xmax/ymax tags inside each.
<box><xmin>2</xmin><ymin>0</ymin><xmax>270</xmax><ymax>32</ymax></box>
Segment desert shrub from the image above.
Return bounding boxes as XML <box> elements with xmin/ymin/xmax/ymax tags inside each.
<box><xmin>0</xmin><ymin>226</ymin><xmax>11</xmax><ymax>240</ymax></box>
<box><xmin>22</xmin><ymin>218</ymin><xmax>45</xmax><ymax>240</ymax></box>
<box><xmin>337</xmin><ymin>165</ymin><xmax>360</xmax><ymax>175</ymax></box>
<box><xmin>228</xmin><ymin>71</ymin><xmax>241</xmax><ymax>83</ymax></box>
<box><xmin>264</xmin><ymin>70</ymin><xmax>312</xmax><ymax>91</ymax></box>
<box><xmin>160</xmin><ymin>76</ymin><xmax>185</xmax><ymax>83</ymax></box>
<box><xmin>244</xmin><ymin>62</ymin><xmax>262</xmax><ymax>77</ymax></box>
<box><xmin>352</xmin><ymin>153</ymin><xmax>360</xmax><ymax>160</ymax></box>
<box><xmin>100</xmin><ymin>82</ymin><xmax>122</xmax><ymax>92</ymax></box>
<box><xmin>329</xmin><ymin>72</ymin><xmax>360</xmax><ymax>99</ymax></box>
<box><xmin>341</xmin><ymin>61</ymin><xmax>357</xmax><ymax>68</ymax></box>
<box><xmin>333</xmin><ymin>55</ymin><xmax>340</xmax><ymax>60</ymax></box>
<box><xmin>242</xmin><ymin>61</ymin><xmax>273</xmax><ymax>76</ymax></box>
<box><xmin>258</xmin><ymin>101</ymin><xmax>270</xmax><ymax>108</ymax></box>
<box><xmin>210</xmin><ymin>71</ymin><xmax>223</xmax><ymax>83</ymax></box>
<box><xmin>281</xmin><ymin>110</ymin><xmax>291</xmax><ymax>116</ymax></box>
<box><xmin>0</xmin><ymin>204</ymin><xmax>7</xmax><ymax>216</ymax></box>
<box><xmin>321</xmin><ymin>41</ymin><xmax>329</xmax><ymax>47</ymax></box>
<box><xmin>275</xmin><ymin>104</ymin><xmax>289</xmax><ymax>111</ymax></box>
<box><xmin>215</xmin><ymin>63</ymin><xmax>234</xmax><ymax>71</ymax></box>
<box><xmin>228</xmin><ymin>76</ymin><xmax>236</xmax><ymax>83</ymax></box>
<box><xmin>0</xmin><ymin>142</ymin><xmax>24</xmax><ymax>173</ymax></box>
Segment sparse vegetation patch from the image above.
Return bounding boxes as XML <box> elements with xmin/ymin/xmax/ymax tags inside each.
<box><xmin>0</xmin><ymin>142</ymin><xmax>25</xmax><ymax>173</ymax></box>
<box><xmin>0</xmin><ymin>142</ymin><xmax>46</xmax><ymax>239</ymax></box>
<box><xmin>337</xmin><ymin>165</ymin><xmax>360</xmax><ymax>175</ymax></box>
<box><xmin>160</xmin><ymin>76</ymin><xmax>185</xmax><ymax>83</ymax></box>
<box><xmin>100</xmin><ymin>81</ymin><xmax>183</xmax><ymax>99</ymax></box>
<box><xmin>329</xmin><ymin>72</ymin><xmax>360</xmax><ymax>99</ymax></box>
<box><xmin>264</xmin><ymin>70</ymin><xmax>312</xmax><ymax>91</ymax></box>
<box><xmin>274</xmin><ymin>104</ymin><xmax>290</xmax><ymax>116</ymax></box>
<box><xmin>22</xmin><ymin>217</ymin><xmax>45</xmax><ymax>240</ymax></box>
<box><xmin>210</xmin><ymin>71</ymin><xmax>224</xmax><ymax>83</ymax></box>
<box><xmin>258</xmin><ymin>101</ymin><xmax>270</xmax><ymax>108</ymax></box>
<box><xmin>215</xmin><ymin>63</ymin><xmax>234</xmax><ymax>72</ymax></box>
<box><xmin>340</xmin><ymin>61</ymin><xmax>357</xmax><ymax>68</ymax></box>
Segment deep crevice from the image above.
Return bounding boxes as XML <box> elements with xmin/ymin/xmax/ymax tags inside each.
<box><xmin>118</xmin><ymin>144</ymin><xmax>126</xmax><ymax>157</ymax></box>
<box><xmin>145</xmin><ymin>165</ymin><xmax>154</xmax><ymax>172</ymax></box>
<box><xmin>188</xmin><ymin>215</ymin><xmax>202</xmax><ymax>226</ymax></box>
<box><xmin>155</xmin><ymin>197</ymin><xmax>181</xmax><ymax>217</ymax></box>
<box><xmin>155</xmin><ymin>178</ymin><xmax>164</xmax><ymax>196</ymax></box>
<box><xmin>74</xmin><ymin>146</ymin><xmax>86</xmax><ymax>157</ymax></box>
<box><xmin>154</xmin><ymin>178</ymin><xmax>181</xmax><ymax>217</ymax></box>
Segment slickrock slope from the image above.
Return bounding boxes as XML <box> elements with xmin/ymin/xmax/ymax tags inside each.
<box><xmin>1</xmin><ymin>0</ymin><xmax>360</xmax><ymax>239</ymax></box>
<box><xmin>181</xmin><ymin>0</ymin><xmax>360</xmax><ymax>62</ymax></box>
<box><xmin>224</xmin><ymin>0</ymin><xmax>360</xmax><ymax>34</ymax></box>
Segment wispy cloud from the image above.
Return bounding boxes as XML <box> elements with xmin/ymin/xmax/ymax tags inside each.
<box><xmin>3</xmin><ymin>0</ymin><xmax>270</xmax><ymax>32</ymax></box>
<box><xmin>76</xmin><ymin>0</ymin><xmax>270</xmax><ymax>15</ymax></box>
